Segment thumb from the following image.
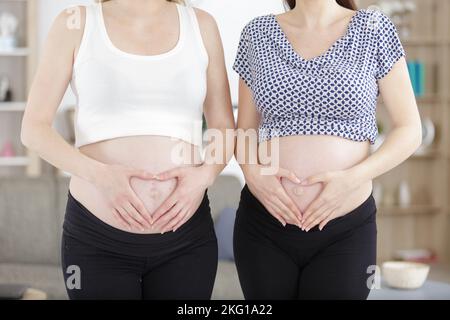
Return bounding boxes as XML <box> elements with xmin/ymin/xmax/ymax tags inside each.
<box><xmin>276</xmin><ymin>168</ymin><xmax>301</xmax><ymax>184</ymax></box>
<box><xmin>154</xmin><ymin>168</ymin><xmax>183</xmax><ymax>181</ymax></box>
<box><xmin>301</xmin><ymin>173</ymin><xmax>329</xmax><ymax>186</ymax></box>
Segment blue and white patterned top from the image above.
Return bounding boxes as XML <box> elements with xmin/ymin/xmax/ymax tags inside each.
<box><xmin>233</xmin><ymin>9</ymin><xmax>405</xmax><ymax>144</ymax></box>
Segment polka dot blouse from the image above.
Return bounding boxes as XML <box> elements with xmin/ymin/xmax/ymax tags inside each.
<box><xmin>233</xmin><ymin>9</ymin><xmax>406</xmax><ymax>144</ymax></box>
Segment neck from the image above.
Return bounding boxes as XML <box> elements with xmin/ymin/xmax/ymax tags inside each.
<box><xmin>114</xmin><ymin>0</ymin><xmax>170</xmax><ymax>16</ymax></box>
<box><xmin>290</xmin><ymin>0</ymin><xmax>342</xmax><ymax>28</ymax></box>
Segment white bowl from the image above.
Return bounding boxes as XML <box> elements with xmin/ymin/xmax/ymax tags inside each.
<box><xmin>382</xmin><ymin>261</ymin><xmax>430</xmax><ymax>289</ymax></box>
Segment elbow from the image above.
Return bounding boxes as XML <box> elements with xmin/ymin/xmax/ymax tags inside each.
<box><xmin>416</xmin><ymin>131</ymin><xmax>423</xmax><ymax>151</ymax></box>
<box><xmin>412</xmin><ymin>122</ymin><xmax>423</xmax><ymax>153</ymax></box>
<box><xmin>20</xmin><ymin>124</ymin><xmax>32</xmax><ymax>150</ymax></box>
<box><xmin>20</xmin><ymin>120</ymin><xmax>38</xmax><ymax>151</ymax></box>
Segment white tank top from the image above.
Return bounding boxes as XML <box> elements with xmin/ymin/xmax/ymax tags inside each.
<box><xmin>71</xmin><ymin>3</ymin><xmax>208</xmax><ymax>148</ymax></box>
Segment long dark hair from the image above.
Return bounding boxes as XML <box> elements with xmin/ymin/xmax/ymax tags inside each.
<box><xmin>285</xmin><ymin>0</ymin><xmax>357</xmax><ymax>10</ymax></box>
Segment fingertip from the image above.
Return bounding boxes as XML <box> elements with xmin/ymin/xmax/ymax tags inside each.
<box><xmin>292</xmin><ymin>174</ymin><xmax>301</xmax><ymax>184</ymax></box>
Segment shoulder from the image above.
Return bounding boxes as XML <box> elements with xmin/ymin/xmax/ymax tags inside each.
<box><xmin>241</xmin><ymin>15</ymin><xmax>275</xmax><ymax>37</ymax></box>
<box><xmin>53</xmin><ymin>5</ymin><xmax>87</xmax><ymax>29</ymax></box>
<box><xmin>354</xmin><ymin>9</ymin><xmax>397</xmax><ymax>35</ymax></box>
<box><xmin>192</xmin><ymin>7</ymin><xmax>222</xmax><ymax>49</ymax></box>
<box><xmin>193</xmin><ymin>7</ymin><xmax>218</xmax><ymax>30</ymax></box>
<box><xmin>192</xmin><ymin>7</ymin><xmax>221</xmax><ymax>42</ymax></box>
<box><xmin>48</xmin><ymin>6</ymin><xmax>88</xmax><ymax>47</ymax></box>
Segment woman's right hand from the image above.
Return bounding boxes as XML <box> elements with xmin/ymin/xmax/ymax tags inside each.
<box><xmin>93</xmin><ymin>164</ymin><xmax>154</xmax><ymax>231</ymax></box>
<box><xmin>244</xmin><ymin>164</ymin><xmax>303</xmax><ymax>227</ymax></box>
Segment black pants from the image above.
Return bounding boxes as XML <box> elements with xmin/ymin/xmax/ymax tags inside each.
<box><xmin>61</xmin><ymin>192</ymin><xmax>218</xmax><ymax>300</ymax></box>
<box><xmin>234</xmin><ymin>186</ymin><xmax>377</xmax><ymax>300</ymax></box>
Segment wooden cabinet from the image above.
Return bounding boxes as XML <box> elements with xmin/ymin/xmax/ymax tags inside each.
<box><xmin>358</xmin><ymin>0</ymin><xmax>450</xmax><ymax>264</ymax></box>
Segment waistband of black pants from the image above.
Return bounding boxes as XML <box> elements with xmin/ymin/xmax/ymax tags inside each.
<box><xmin>63</xmin><ymin>191</ymin><xmax>215</xmax><ymax>257</ymax></box>
<box><xmin>239</xmin><ymin>185</ymin><xmax>376</xmax><ymax>233</ymax></box>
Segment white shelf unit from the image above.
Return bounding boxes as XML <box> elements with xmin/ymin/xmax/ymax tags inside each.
<box><xmin>0</xmin><ymin>0</ymin><xmax>39</xmax><ymax>176</ymax></box>
<box><xmin>0</xmin><ymin>102</ymin><xmax>26</xmax><ymax>112</ymax></box>
<box><xmin>0</xmin><ymin>156</ymin><xmax>29</xmax><ymax>166</ymax></box>
<box><xmin>0</xmin><ymin>47</ymin><xmax>29</xmax><ymax>56</ymax></box>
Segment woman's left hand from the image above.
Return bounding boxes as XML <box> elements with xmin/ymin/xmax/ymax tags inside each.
<box><xmin>300</xmin><ymin>170</ymin><xmax>363</xmax><ymax>232</ymax></box>
<box><xmin>151</xmin><ymin>165</ymin><xmax>215</xmax><ymax>234</ymax></box>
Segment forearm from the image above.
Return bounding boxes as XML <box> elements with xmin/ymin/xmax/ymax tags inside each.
<box><xmin>21</xmin><ymin>123</ymin><xmax>105</xmax><ymax>183</ymax></box>
<box><xmin>201</xmin><ymin>127</ymin><xmax>235</xmax><ymax>186</ymax></box>
<box><xmin>234</xmin><ymin>127</ymin><xmax>260</xmax><ymax>179</ymax></box>
<box><xmin>348</xmin><ymin>125</ymin><xmax>422</xmax><ymax>184</ymax></box>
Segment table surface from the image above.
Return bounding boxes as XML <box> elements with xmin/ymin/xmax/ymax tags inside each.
<box><xmin>369</xmin><ymin>280</ymin><xmax>450</xmax><ymax>300</ymax></box>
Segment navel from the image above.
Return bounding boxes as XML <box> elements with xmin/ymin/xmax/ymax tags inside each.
<box><xmin>293</xmin><ymin>186</ymin><xmax>305</xmax><ymax>196</ymax></box>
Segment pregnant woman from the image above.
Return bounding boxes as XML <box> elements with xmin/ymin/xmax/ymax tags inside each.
<box><xmin>233</xmin><ymin>0</ymin><xmax>422</xmax><ymax>299</ymax></box>
<box><xmin>21</xmin><ymin>0</ymin><xmax>234</xmax><ymax>299</ymax></box>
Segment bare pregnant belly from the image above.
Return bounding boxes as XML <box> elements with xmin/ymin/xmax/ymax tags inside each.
<box><xmin>69</xmin><ymin>136</ymin><xmax>202</xmax><ymax>234</ymax></box>
<box><xmin>259</xmin><ymin>135</ymin><xmax>373</xmax><ymax>217</ymax></box>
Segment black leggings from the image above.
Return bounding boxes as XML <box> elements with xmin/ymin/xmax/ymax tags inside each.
<box><xmin>61</xmin><ymin>192</ymin><xmax>218</xmax><ymax>300</ymax></box>
<box><xmin>234</xmin><ymin>186</ymin><xmax>377</xmax><ymax>300</ymax></box>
